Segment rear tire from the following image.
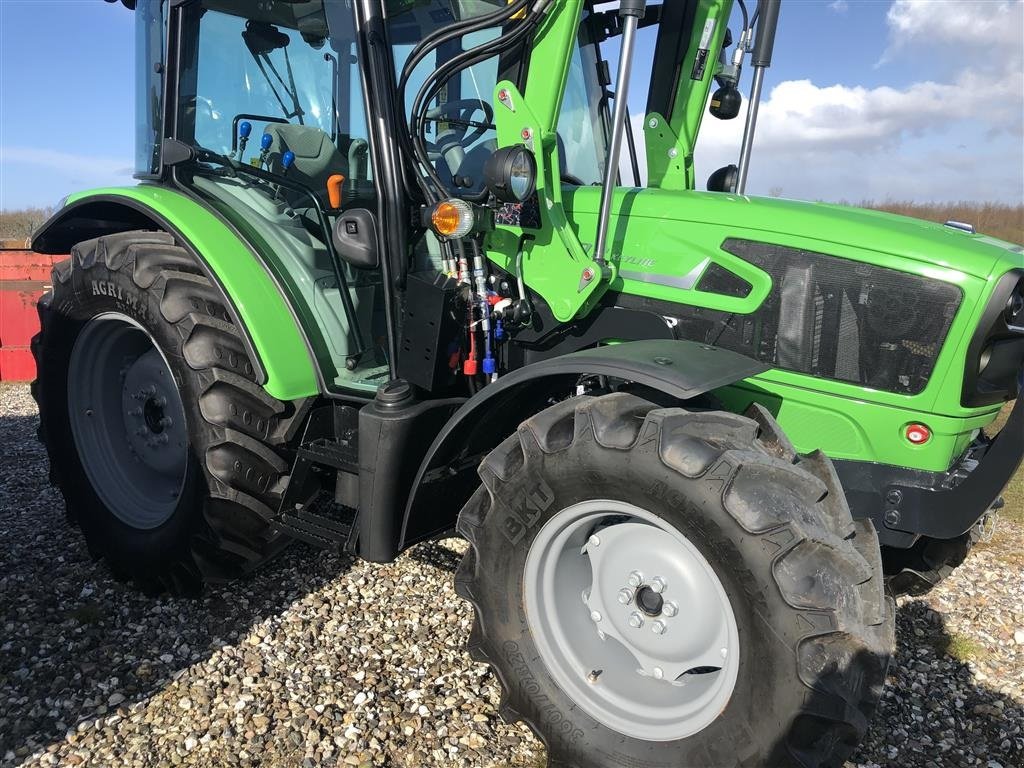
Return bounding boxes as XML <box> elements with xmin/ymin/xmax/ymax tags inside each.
<box><xmin>455</xmin><ymin>393</ymin><xmax>894</xmax><ymax>768</ymax></box>
<box><xmin>32</xmin><ymin>230</ymin><xmax>303</xmax><ymax>594</ymax></box>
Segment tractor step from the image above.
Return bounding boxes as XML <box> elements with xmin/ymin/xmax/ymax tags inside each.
<box><xmin>296</xmin><ymin>436</ymin><xmax>359</xmax><ymax>473</ymax></box>
<box><xmin>275</xmin><ymin>491</ymin><xmax>359</xmax><ymax>553</ymax></box>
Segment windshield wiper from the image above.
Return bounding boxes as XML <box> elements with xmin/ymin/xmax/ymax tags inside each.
<box><xmin>243</xmin><ymin>21</ymin><xmax>306</xmax><ymax>124</ymax></box>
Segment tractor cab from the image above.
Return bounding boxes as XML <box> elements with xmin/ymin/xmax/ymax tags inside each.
<box><xmin>132</xmin><ymin>0</ymin><xmax>740</xmax><ymax>395</ymax></box>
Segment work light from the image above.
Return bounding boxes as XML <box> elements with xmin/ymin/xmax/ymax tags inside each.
<box><xmin>484</xmin><ymin>145</ymin><xmax>538</xmax><ymax>203</ymax></box>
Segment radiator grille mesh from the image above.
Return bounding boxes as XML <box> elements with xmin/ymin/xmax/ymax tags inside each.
<box><xmin>677</xmin><ymin>239</ymin><xmax>963</xmax><ymax>394</ymax></box>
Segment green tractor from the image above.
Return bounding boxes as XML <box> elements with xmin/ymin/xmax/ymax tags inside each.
<box><xmin>30</xmin><ymin>0</ymin><xmax>1022</xmax><ymax>764</ymax></box>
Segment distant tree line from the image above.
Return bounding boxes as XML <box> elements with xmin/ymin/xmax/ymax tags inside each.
<box><xmin>852</xmin><ymin>201</ymin><xmax>1022</xmax><ymax>246</ymax></box>
<box><xmin>0</xmin><ymin>208</ymin><xmax>54</xmax><ymax>243</ymax></box>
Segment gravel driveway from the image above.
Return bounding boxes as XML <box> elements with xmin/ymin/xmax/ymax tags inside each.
<box><xmin>1</xmin><ymin>382</ymin><xmax>1021</xmax><ymax>768</ymax></box>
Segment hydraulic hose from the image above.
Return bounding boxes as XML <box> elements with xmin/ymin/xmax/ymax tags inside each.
<box><xmin>398</xmin><ymin>0</ymin><xmax>531</xmax><ymax>94</ymax></box>
<box><xmin>396</xmin><ymin>0</ymin><xmax>534</xmax><ymax>200</ymax></box>
<box><xmin>409</xmin><ymin>4</ymin><xmax>550</xmax><ymax>201</ymax></box>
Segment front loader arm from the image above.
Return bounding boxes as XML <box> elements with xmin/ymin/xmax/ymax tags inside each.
<box><xmin>646</xmin><ymin>0</ymin><xmax>734</xmax><ymax>190</ymax></box>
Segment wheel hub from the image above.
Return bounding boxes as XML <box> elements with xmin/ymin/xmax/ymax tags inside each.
<box><xmin>523</xmin><ymin>500</ymin><xmax>740</xmax><ymax>741</ymax></box>
<box><xmin>68</xmin><ymin>313</ymin><xmax>188</xmax><ymax>530</ymax></box>
<box><xmin>634</xmin><ymin>585</ymin><xmax>664</xmax><ymax>617</ymax></box>
<box><xmin>581</xmin><ymin>522</ymin><xmax>733</xmax><ymax>684</ymax></box>
<box><xmin>121</xmin><ymin>348</ymin><xmax>187</xmax><ymax>476</ymax></box>
<box><xmin>143</xmin><ymin>396</ymin><xmax>166</xmax><ymax>434</ymax></box>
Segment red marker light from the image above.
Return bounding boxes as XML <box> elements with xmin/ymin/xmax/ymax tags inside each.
<box><xmin>905</xmin><ymin>423</ymin><xmax>931</xmax><ymax>445</ymax></box>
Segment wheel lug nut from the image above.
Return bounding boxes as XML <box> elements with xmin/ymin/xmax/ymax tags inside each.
<box><xmin>651</xmin><ymin>620</ymin><xmax>667</xmax><ymax>635</ymax></box>
<box><xmin>652</xmin><ymin>667</ymin><xmax>664</xmax><ymax>680</ymax></box>
<box><xmin>587</xmin><ymin>534</ymin><xmax>601</xmax><ymax>548</ymax></box>
<box><xmin>590</xmin><ymin>610</ymin><xmax>603</xmax><ymax>623</ymax></box>
<box><xmin>663</xmin><ymin>601</ymin><xmax>679</xmax><ymax>617</ymax></box>
<box><xmin>628</xmin><ymin>612</ymin><xmax>644</xmax><ymax>629</ymax></box>
<box><xmin>160</xmin><ymin>417</ymin><xmax>172</xmax><ymax>428</ymax></box>
<box><xmin>651</xmin><ymin>577</ymin><xmax>667</xmax><ymax>594</ymax></box>
<box><xmin>617</xmin><ymin>588</ymin><xmax>633</xmax><ymax>605</ymax></box>
<box><xmin>129</xmin><ymin>408</ymin><xmax>142</xmax><ymax>418</ymax></box>
<box><xmin>627</xmin><ymin>570</ymin><xmax>643</xmax><ymax>588</ymax></box>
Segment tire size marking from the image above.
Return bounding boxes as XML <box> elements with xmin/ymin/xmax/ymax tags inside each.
<box><xmin>502</xmin><ymin>641</ymin><xmax>584</xmax><ymax>745</ymax></box>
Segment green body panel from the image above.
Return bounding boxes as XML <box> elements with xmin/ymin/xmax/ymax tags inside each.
<box><xmin>552</xmin><ymin>186</ymin><xmax>1021</xmax><ymax>472</ymax></box>
<box><xmin>478</xmin><ymin>0</ymin><xmax>1018</xmax><ymax>476</ymax></box>
<box><xmin>648</xmin><ymin>0</ymin><xmax>732</xmax><ymax>190</ymax></box>
<box><xmin>488</xmin><ymin>79</ymin><xmax>609</xmax><ymax>322</ymax></box>
<box><xmin>715</xmin><ymin>381</ymin><xmax>999</xmax><ymax>472</ymax></box>
<box><xmin>65</xmin><ymin>186</ymin><xmax>320</xmax><ymax>401</ymax></box>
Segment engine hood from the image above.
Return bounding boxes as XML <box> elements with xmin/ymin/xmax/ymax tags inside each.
<box><xmin>562</xmin><ymin>187</ymin><xmax>1023</xmax><ymax>281</ymax></box>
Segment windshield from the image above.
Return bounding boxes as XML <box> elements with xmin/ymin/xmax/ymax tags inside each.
<box><xmin>558</xmin><ymin>2</ymin><xmax>665</xmax><ymax>188</ymax></box>
<box><xmin>387</xmin><ymin>0</ymin><xmax>526</xmax><ymax>198</ymax></box>
<box><xmin>557</xmin><ymin>20</ymin><xmax>611</xmax><ymax>186</ymax></box>
<box><xmin>176</xmin><ymin>0</ymin><xmax>372</xmax><ymax>201</ymax></box>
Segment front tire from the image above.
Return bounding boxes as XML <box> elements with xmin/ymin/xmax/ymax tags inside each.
<box><xmin>32</xmin><ymin>231</ymin><xmax>302</xmax><ymax>594</ymax></box>
<box><xmin>455</xmin><ymin>393</ymin><xmax>893</xmax><ymax>767</ymax></box>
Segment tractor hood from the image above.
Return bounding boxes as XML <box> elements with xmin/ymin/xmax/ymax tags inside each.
<box><xmin>558</xmin><ymin>186</ymin><xmax>1021</xmax><ymax>407</ymax></box>
<box><xmin>562</xmin><ymin>187</ymin><xmax>1023</xmax><ymax>283</ymax></box>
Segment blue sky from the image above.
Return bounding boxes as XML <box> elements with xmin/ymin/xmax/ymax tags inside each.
<box><xmin>1</xmin><ymin>0</ymin><xmax>1022</xmax><ymax>209</ymax></box>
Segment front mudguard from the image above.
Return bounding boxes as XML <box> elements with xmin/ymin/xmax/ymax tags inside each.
<box><xmin>398</xmin><ymin>339</ymin><xmax>768</xmax><ymax>552</ymax></box>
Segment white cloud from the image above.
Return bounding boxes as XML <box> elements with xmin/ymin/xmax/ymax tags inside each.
<box><xmin>828</xmin><ymin>0</ymin><xmax>849</xmax><ymax>13</ymax></box>
<box><xmin>687</xmin><ymin>65</ymin><xmax>1024</xmax><ymax>202</ymax></box>
<box><xmin>659</xmin><ymin>0</ymin><xmax>1024</xmax><ymax>202</ymax></box>
<box><xmin>880</xmin><ymin>0</ymin><xmax>1023</xmax><ymax>64</ymax></box>
<box><xmin>698</xmin><ymin>69</ymin><xmax>1023</xmax><ymax>157</ymax></box>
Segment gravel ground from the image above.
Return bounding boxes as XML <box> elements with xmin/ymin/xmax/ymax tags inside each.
<box><xmin>1</xmin><ymin>381</ymin><xmax>1021</xmax><ymax>768</ymax></box>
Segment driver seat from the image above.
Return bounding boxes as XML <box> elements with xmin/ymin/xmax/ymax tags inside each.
<box><xmin>265</xmin><ymin>124</ymin><xmax>348</xmax><ymax>198</ymax></box>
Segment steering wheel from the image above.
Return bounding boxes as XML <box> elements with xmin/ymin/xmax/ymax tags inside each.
<box><xmin>423</xmin><ymin>99</ymin><xmax>495</xmax><ymax>159</ymax></box>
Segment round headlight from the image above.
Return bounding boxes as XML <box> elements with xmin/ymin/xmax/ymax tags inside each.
<box><xmin>484</xmin><ymin>145</ymin><xmax>538</xmax><ymax>203</ymax></box>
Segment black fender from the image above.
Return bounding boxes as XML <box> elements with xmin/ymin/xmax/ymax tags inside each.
<box><xmin>399</xmin><ymin>339</ymin><xmax>768</xmax><ymax>548</ymax></box>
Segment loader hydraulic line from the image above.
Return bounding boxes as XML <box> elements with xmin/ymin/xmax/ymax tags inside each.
<box><xmin>593</xmin><ymin>0</ymin><xmax>647</xmax><ymax>267</ymax></box>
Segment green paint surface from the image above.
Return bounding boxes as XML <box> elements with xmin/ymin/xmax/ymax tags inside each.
<box><xmin>66</xmin><ymin>186</ymin><xmax>319</xmax><ymax>401</ymax></box>
<box><xmin>480</xmin><ymin>0</ymin><xmax>1017</xmax><ymax>476</ymax></box>
<box><xmin>556</xmin><ymin>186</ymin><xmax>1020</xmax><ymax>471</ymax></box>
